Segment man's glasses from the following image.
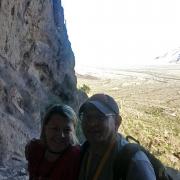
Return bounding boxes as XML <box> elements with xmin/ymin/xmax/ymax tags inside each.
<box><xmin>79</xmin><ymin>113</ymin><xmax>116</xmax><ymax>123</ymax></box>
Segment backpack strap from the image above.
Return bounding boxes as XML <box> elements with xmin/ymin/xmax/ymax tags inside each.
<box><xmin>126</xmin><ymin>135</ymin><xmax>140</xmax><ymax>144</ymax></box>
<box><xmin>113</xmin><ymin>143</ymin><xmax>141</xmax><ymax>180</ymax></box>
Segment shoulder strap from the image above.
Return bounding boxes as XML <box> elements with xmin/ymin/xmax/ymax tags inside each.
<box><xmin>113</xmin><ymin>143</ymin><xmax>141</xmax><ymax>180</ymax></box>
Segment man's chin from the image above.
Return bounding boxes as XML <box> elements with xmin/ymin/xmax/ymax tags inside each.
<box><xmin>88</xmin><ymin>135</ymin><xmax>114</xmax><ymax>145</ymax></box>
<box><xmin>88</xmin><ymin>137</ymin><xmax>106</xmax><ymax>144</ymax></box>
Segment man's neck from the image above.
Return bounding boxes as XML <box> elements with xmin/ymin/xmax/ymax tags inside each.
<box><xmin>90</xmin><ymin>143</ymin><xmax>106</xmax><ymax>155</ymax></box>
<box><xmin>89</xmin><ymin>134</ymin><xmax>117</xmax><ymax>155</ymax></box>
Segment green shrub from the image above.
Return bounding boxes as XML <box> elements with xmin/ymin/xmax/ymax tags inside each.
<box><xmin>79</xmin><ymin>84</ymin><xmax>91</xmax><ymax>94</ymax></box>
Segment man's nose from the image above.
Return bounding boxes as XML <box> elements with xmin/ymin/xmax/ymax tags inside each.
<box><xmin>87</xmin><ymin>119</ymin><xmax>99</xmax><ymax>127</ymax></box>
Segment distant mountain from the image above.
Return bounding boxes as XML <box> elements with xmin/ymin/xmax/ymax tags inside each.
<box><xmin>155</xmin><ymin>48</ymin><xmax>180</xmax><ymax>64</ymax></box>
<box><xmin>76</xmin><ymin>72</ymin><xmax>99</xmax><ymax>80</ymax></box>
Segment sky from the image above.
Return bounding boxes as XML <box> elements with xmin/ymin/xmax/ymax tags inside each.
<box><xmin>61</xmin><ymin>0</ymin><xmax>180</xmax><ymax>69</ymax></box>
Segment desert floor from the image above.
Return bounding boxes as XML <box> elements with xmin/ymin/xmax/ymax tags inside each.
<box><xmin>77</xmin><ymin>65</ymin><xmax>180</xmax><ymax>170</ymax></box>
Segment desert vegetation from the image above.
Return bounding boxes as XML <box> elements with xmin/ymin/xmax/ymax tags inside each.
<box><xmin>78</xmin><ymin>84</ymin><xmax>91</xmax><ymax>94</ymax></box>
<box><xmin>77</xmin><ymin>65</ymin><xmax>180</xmax><ymax>170</ymax></box>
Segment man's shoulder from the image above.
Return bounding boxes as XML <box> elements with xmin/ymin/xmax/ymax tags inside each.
<box><xmin>116</xmin><ymin>133</ymin><xmax>128</xmax><ymax>150</ymax></box>
<box><xmin>116</xmin><ymin>134</ymin><xmax>151</xmax><ymax>163</ymax></box>
<box><xmin>114</xmin><ymin>135</ymin><xmax>156</xmax><ymax>180</ymax></box>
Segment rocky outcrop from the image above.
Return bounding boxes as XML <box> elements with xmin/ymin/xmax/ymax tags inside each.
<box><xmin>0</xmin><ymin>0</ymin><xmax>86</xmax><ymax>178</ymax></box>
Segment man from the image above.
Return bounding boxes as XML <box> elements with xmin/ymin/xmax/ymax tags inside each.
<box><xmin>78</xmin><ymin>93</ymin><xmax>156</xmax><ymax>180</ymax></box>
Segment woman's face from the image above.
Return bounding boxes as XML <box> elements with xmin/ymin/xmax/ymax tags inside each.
<box><xmin>44</xmin><ymin>114</ymin><xmax>74</xmax><ymax>153</ymax></box>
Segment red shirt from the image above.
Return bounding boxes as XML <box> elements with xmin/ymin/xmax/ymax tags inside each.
<box><xmin>26</xmin><ymin>139</ymin><xmax>80</xmax><ymax>180</ymax></box>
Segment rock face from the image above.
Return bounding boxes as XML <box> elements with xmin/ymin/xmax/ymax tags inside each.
<box><xmin>0</xmin><ymin>0</ymin><xmax>85</xmax><ymax>178</ymax></box>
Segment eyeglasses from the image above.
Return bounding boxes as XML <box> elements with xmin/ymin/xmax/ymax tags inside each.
<box><xmin>79</xmin><ymin>113</ymin><xmax>116</xmax><ymax>123</ymax></box>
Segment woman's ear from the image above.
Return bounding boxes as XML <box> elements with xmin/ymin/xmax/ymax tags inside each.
<box><xmin>115</xmin><ymin>115</ymin><xmax>122</xmax><ymax>131</ymax></box>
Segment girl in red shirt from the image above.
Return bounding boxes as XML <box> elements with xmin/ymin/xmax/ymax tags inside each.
<box><xmin>25</xmin><ymin>104</ymin><xmax>81</xmax><ymax>180</ymax></box>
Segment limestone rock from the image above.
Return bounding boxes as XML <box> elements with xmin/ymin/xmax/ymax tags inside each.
<box><xmin>0</xmin><ymin>0</ymin><xmax>86</xmax><ymax>177</ymax></box>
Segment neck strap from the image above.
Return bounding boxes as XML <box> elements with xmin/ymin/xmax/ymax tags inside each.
<box><xmin>86</xmin><ymin>140</ymin><xmax>115</xmax><ymax>180</ymax></box>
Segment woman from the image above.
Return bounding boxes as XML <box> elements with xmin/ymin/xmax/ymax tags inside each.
<box><xmin>25</xmin><ymin>104</ymin><xmax>80</xmax><ymax>180</ymax></box>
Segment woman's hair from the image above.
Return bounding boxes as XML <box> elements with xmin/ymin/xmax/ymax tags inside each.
<box><xmin>40</xmin><ymin>104</ymin><xmax>79</xmax><ymax>145</ymax></box>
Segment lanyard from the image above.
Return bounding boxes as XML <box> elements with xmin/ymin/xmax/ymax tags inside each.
<box><xmin>86</xmin><ymin>141</ymin><xmax>115</xmax><ymax>180</ymax></box>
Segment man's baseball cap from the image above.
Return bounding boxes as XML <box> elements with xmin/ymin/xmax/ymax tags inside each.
<box><xmin>79</xmin><ymin>93</ymin><xmax>120</xmax><ymax>115</ymax></box>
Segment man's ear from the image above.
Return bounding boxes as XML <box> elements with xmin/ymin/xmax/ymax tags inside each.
<box><xmin>115</xmin><ymin>115</ymin><xmax>122</xmax><ymax>131</ymax></box>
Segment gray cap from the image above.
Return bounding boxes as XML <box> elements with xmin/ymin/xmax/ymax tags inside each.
<box><xmin>79</xmin><ymin>93</ymin><xmax>120</xmax><ymax>115</ymax></box>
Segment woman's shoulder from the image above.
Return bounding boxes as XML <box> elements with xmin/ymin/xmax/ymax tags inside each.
<box><xmin>25</xmin><ymin>138</ymin><xmax>45</xmax><ymax>160</ymax></box>
<box><xmin>69</xmin><ymin>145</ymin><xmax>81</xmax><ymax>154</ymax></box>
<box><xmin>65</xmin><ymin>145</ymin><xmax>81</xmax><ymax>160</ymax></box>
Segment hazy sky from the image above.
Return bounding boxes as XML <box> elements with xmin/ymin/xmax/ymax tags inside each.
<box><xmin>62</xmin><ymin>0</ymin><xmax>180</xmax><ymax>68</ymax></box>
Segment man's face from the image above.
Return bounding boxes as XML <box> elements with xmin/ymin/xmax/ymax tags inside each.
<box><xmin>81</xmin><ymin>105</ymin><xmax>117</xmax><ymax>145</ymax></box>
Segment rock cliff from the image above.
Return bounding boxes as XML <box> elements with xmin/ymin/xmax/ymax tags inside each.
<box><xmin>0</xmin><ymin>0</ymin><xmax>85</xmax><ymax>178</ymax></box>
